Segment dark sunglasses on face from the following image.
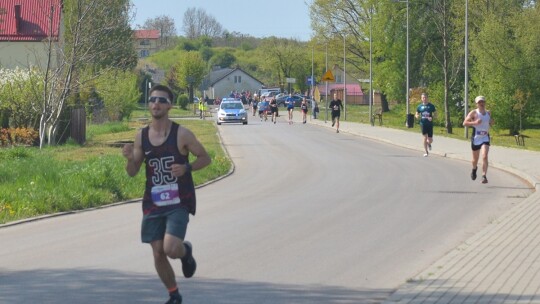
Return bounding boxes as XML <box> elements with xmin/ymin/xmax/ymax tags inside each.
<box><xmin>148</xmin><ymin>96</ymin><xmax>171</xmax><ymax>104</ymax></box>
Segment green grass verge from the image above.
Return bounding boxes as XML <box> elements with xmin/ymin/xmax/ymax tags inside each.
<box><xmin>0</xmin><ymin>106</ymin><xmax>230</xmax><ymax>224</ymax></box>
<box><xmin>326</xmin><ymin>103</ymin><xmax>540</xmax><ymax>152</ymax></box>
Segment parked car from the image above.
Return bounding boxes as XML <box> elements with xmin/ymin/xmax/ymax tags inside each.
<box><xmin>276</xmin><ymin>94</ymin><xmax>312</xmax><ymax>107</ymax></box>
<box><xmin>260</xmin><ymin>91</ymin><xmax>281</xmax><ymax>99</ymax></box>
<box><xmin>216</xmin><ymin>98</ymin><xmax>248</xmax><ymax>125</ymax></box>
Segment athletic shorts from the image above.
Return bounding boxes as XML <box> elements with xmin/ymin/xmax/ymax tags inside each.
<box><xmin>141</xmin><ymin>208</ymin><xmax>189</xmax><ymax>243</ymax></box>
<box><xmin>421</xmin><ymin>124</ymin><xmax>434</xmax><ymax>138</ymax></box>
<box><xmin>472</xmin><ymin>141</ymin><xmax>490</xmax><ymax>151</ymax></box>
<box><xmin>271</xmin><ymin>107</ymin><xmax>278</xmax><ymax>114</ymax></box>
<box><xmin>302</xmin><ymin>109</ymin><xmax>308</xmax><ymax>113</ymax></box>
<box><xmin>331</xmin><ymin>111</ymin><xmax>340</xmax><ymax>120</ymax></box>
<box><xmin>287</xmin><ymin>107</ymin><xmax>294</xmax><ymax>111</ymax></box>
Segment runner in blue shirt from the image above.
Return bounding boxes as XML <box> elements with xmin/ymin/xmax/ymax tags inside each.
<box><xmin>286</xmin><ymin>94</ymin><xmax>295</xmax><ymax>124</ymax></box>
<box><xmin>415</xmin><ymin>93</ymin><xmax>436</xmax><ymax>157</ymax></box>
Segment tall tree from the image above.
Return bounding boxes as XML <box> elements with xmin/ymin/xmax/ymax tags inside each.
<box><xmin>171</xmin><ymin>51</ymin><xmax>206</xmax><ymax>108</ymax></box>
<box><xmin>37</xmin><ymin>0</ymin><xmax>137</xmax><ymax>147</ymax></box>
<box><xmin>470</xmin><ymin>2</ymin><xmax>540</xmax><ymax>134</ymax></box>
<box><xmin>182</xmin><ymin>8</ymin><xmax>223</xmax><ymax>39</ymax></box>
<box><xmin>259</xmin><ymin>37</ymin><xmax>306</xmax><ymax>91</ymax></box>
<box><xmin>414</xmin><ymin>0</ymin><xmax>464</xmax><ymax>134</ymax></box>
<box><xmin>143</xmin><ymin>15</ymin><xmax>176</xmax><ymax>47</ymax></box>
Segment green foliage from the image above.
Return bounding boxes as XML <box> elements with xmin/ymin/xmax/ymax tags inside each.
<box><xmin>94</xmin><ymin>69</ymin><xmax>141</xmax><ymax>121</ymax></box>
<box><xmin>199</xmin><ymin>46</ymin><xmax>214</xmax><ymax>62</ymax></box>
<box><xmin>0</xmin><ymin>67</ymin><xmax>44</xmax><ymax>129</ymax></box>
<box><xmin>0</xmin><ymin>118</ymin><xmax>231</xmax><ymax>224</ymax></box>
<box><xmin>209</xmin><ymin>50</ymin><xmax>237</xmax><ymax>68</ymax></box>
<box><xmin>471</xmin><ymin>5</ymin><xmax>540</xmax><ymax>134</ymax></box>
<box><xmin>86</xmin><ymin>121</ymin><xmax>131</xmax><ymax>141</ymax></box>
<box><xmin>149</xmin><ymin>48</ymin><xmax>185</xmax><ymax>71</ymax></box>
<box><xmin>173</xmin><ymin>52</ymin><xmax>207</xmax><ymax>89</ymax></box>
<box><xmin>62</xmin><ymin>0</ymin><xmax>137</xmax><ymax>71</ymax></box>
<box><xmin>177</xmin><ymin>94</ymin><xmax>190</xmax><ymax>110</ymax></box>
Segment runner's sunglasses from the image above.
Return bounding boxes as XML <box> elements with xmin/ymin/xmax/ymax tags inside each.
<box><xmin>148</xmin><ymin>96</ymin><xmax>171</xmax><ymax>104</ymax></box>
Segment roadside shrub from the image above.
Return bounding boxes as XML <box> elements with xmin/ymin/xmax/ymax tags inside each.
<box><xmin>0</xmin><ymin>127</ymin><xmax>39</xmax><ymax>147</ymax></box>
<box><xmin>177</xmin><ymin>94</ymin><xmax>189</xmax><ymax>110</ymax></box>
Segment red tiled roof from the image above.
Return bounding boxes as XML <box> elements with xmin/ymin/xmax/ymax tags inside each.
<box><xmin>134</xmin><ymin>29</ymin><xmax>160</xmax><ymax>39</ymax></box>
<box><xmin>0</xmin><ymin>0</ymin><xmax>62</xmax><ymax>41</ymax></box>
<box><xmin>318</xmin><ymin>83</ymin><xmax>364</xmax><ymax>96</ymax></box>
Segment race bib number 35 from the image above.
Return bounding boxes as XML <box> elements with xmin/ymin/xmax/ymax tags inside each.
<box><xmin>151</xmin><ymin>184</ymin><xmax>181</xmax><ymax>207</ymax></box>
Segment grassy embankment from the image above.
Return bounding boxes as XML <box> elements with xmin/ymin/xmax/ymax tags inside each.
<box><xmin>329</xmin><ymin>102</ymin><xmax>540</xmax><ymax>152</ymax></box>
<box><xmin>0</xmin><ymin>107</ymin><xmax>230</xmax><ymax>224</ymax></box>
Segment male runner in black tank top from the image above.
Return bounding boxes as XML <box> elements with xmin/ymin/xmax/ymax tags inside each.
<box><xmin>122</xmin><ymin>84</ymin><xmax>211</xmax><ymax>304</ymax></box>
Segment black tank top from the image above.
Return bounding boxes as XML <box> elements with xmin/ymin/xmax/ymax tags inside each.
<box><xmin>141</xmin><ymin>122</ymin><xmax>196</xmax><ymax>215</ymax></box>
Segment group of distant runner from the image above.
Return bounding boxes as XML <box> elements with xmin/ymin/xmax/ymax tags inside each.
<box><xmin>248</xmin><ymin>93</ymin><xmax>343</xmax><ymax>130</ymax></box>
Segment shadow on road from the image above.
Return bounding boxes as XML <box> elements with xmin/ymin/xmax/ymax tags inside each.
<box><xmin>0</xmin><ymin>268</ymin><xmax>391</xmax><ymax>303</ymax></box>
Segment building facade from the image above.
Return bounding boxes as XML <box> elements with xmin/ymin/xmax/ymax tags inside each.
<box><xmin>133</xmin><ymin>29</ymin><xmax>160</xmax><ymax>58</ymax></box>
<box><xmin>0</xmin><ymin>0</ymin><xmax>62</xmax><ymax>70</ymax></box>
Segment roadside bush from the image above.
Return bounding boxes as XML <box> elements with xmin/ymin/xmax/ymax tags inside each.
<box><xmin>0</xmin><ymin>127</ymin><xmax>39</xmax><ymax>147</ymax></box>
<box><xmin>177</xmin><ymin>94</ymin><xmax>189</xmax><ymax>110</ymax></box>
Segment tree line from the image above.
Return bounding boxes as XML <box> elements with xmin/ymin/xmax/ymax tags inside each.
<box><xmin>1</xmin><ymin>1</ymin><xmax>538</xmax><ymax>149</ymax></box>
<box><xmin>311</xmin><ymin>0</ymin><xmax>540</xmax><ymax>134</ymax></box>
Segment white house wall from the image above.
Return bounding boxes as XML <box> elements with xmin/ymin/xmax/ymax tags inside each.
<box><xmin>210</xmin><ymin>70</ymin><xmax>263</xmax><ymax>99</ymax></box>
<box><xmin>0</xmin><ymin>41</ymin><xmax>59</xmax><ymax>70</ymax></box>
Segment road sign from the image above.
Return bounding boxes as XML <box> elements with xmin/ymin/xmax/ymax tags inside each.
<box><xmin>322</xmin><ymin>70</ymin><xmax>334</xmax><ymax>82</ymax></box>
<box><xmin>286</xmin><ymin>77</ymin><xmax>296</xmax><ymax>83</ymax></box>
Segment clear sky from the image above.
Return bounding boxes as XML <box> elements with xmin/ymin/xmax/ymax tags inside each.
<box><xmin>130</xmin><ymin>0</ymin><xmax>313</xmax><ymax>41</ymax></box>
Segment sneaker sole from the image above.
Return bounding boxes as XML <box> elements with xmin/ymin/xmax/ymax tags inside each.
<box><xmin>181</xmin><ymin>241</ymin><xmax>196</xmax><ymax>278</ymax></box>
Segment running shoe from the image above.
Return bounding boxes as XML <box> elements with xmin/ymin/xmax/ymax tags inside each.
<box><xmin>423</xmin><ymin>153</ymin><xmax>428</xmax><ymax>157</ymax></box>
<box><xmin>482</xmin><ymin>175</ymin><xmax>488</xmax><ymax>184</ymax></box>
<box><xmin>181</xmin><ymin>241</ymin><xmax>196</xmax><ymax>278</ymax></box>
<box><xmin>471</xmin><ymin>168</ymin><xmax>477</xmax><ymax>180</ymax></box>
<box><xmin>165</xmin><ymin>294</ymin><xmax>182</xmax><ymax>304</ymax></box>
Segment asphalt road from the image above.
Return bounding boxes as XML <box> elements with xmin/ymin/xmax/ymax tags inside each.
<box><xmin>0</xmin><ymin>117</ymin><xmax>532</xmax><ymax>303</ymax></box>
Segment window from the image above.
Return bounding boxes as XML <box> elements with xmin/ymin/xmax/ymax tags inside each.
<box><xmin>336</xmin><ymin>75</ymin><xmax>342</xmax><ymax>83</ymax></box>
<box><xmin>234</xmin><ymin>76</ymin><xmax>242</xmax><ymax>83</ymax></box>
<box><xmin>140</xmin><ymin>50</ymin><xmax>149</xmax><ymax>57</ymax></box>
<box><xmin>140</xmin><ymin>39</ymin><xmax>150</xmax><ymax>46</ymax></box>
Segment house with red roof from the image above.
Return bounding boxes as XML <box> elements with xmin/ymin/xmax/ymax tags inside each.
<box><xmin>0</xmin><ymin>0</ymin><xmax>62</xmax><ymax>69</ymax></box>
<box><xmin>317</xmin><ymin>65</ymin><xmax>367</xmax><ymax>105</ymax></box>
<box><xmin>133</xmin><ymin>29</ymin><xmax>161</xmax><ymax>58</ymax></box>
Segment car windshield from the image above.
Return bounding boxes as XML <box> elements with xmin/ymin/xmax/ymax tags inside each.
<box><xmin>222</xmin><ymin>103</ymin><xmax>243</xmax><ymax>110</ymax></box>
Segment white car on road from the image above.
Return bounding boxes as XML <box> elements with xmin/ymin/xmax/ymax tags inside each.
<box><xmin>216</xmin><ymin>98</ymin><xmax>248</xmax><ymax>125</ymax></box>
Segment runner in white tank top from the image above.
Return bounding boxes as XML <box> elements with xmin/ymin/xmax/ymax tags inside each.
<box><xmin>463</xmin><ymin>96</ymin><xmax>494</xmax><ymax>184</ymax></box>
<box><xmin>472</xmin><ymin>109</ymin><xmax>491</xmax><ymax>146</ymax></box>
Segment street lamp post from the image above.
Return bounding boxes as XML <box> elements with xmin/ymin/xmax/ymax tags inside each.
<box><xmin>343</xmin><ymin>33</ymin><xmax>347</xmax><ymax>121</ymax></box>
<box><xmin>186</xmin><ymin>76</ymin><xmax>195</xmax><ymax>114</ymax></box>
<box><xmin>325</xmin><ymin>42</ymin><xmax>329</xmax><ymax>123</ymax></box>
<box><xmin>369</xmin><ymin>5</ymin><xmax>374</xmax><ymax>126</ymax></box>
<box><xmin>144</xmin><ymin>78</ymin><xmax>152</xmax><ymax>118</ymax></box>
<box><xmin>394</xmin><ymin>0</ymin><xmax>411</xmax><ymax>127</ymax></box>
<box><xmin>464</xmin><ymin>0</ymin><xmax>469</xmax><ymax>138</ymax></box>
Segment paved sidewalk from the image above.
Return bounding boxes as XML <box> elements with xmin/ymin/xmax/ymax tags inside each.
<box><xmin>294</xmin><ymin>114</ymin><xmax>540</xmax><ymax>304</ymax></box>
